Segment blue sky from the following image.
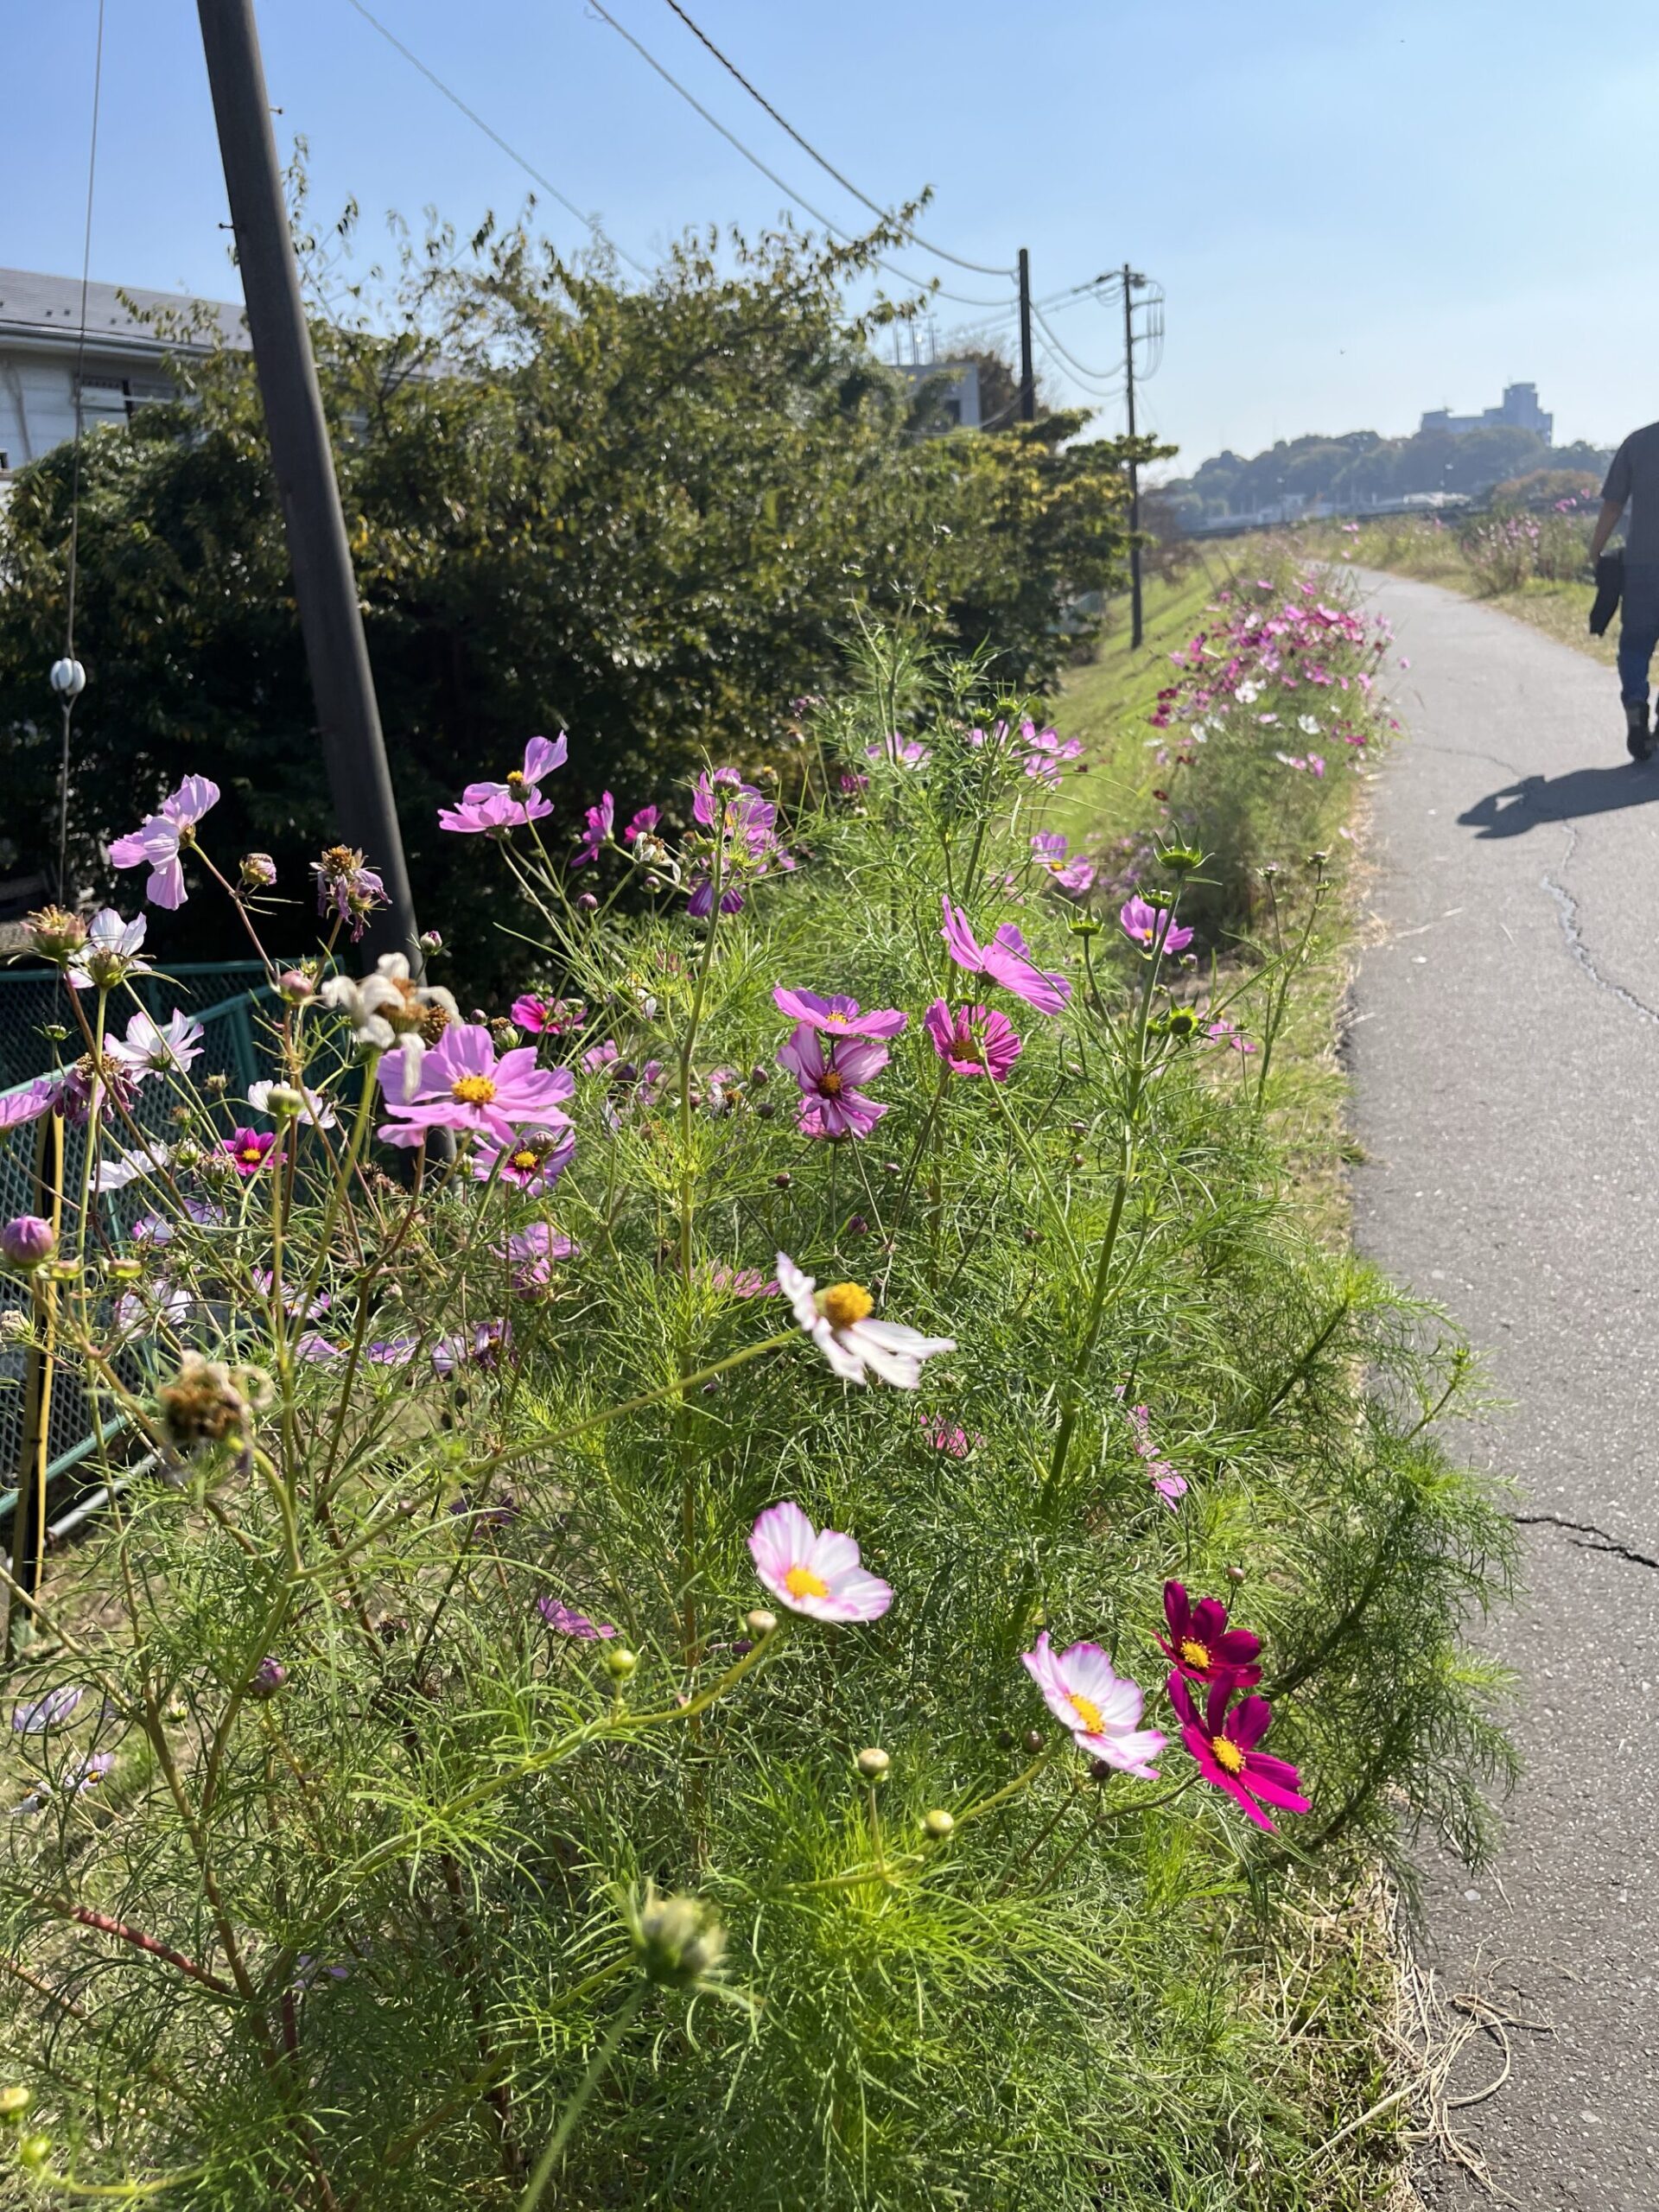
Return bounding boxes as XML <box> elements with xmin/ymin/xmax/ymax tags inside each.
<box><xmin>5</xmin><ymin>0</ymin><xmax>1656</xmax><ymax>474</ymax></box>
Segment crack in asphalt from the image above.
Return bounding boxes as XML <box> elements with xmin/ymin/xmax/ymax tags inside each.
<box><xmin>1411</xmin><ymin>737</ymin><xmax>1532</xmax><ymax>781</ymax></box>
<box><xmin>1512</xmin><ymin>1512</ymin><xmax>1659</xmax><ymax>1572</ymax></box>
<box><xmin>1541</xmin><ymin>830</ymin><xmax>1659</xmax><ymax>1026</ymax></box>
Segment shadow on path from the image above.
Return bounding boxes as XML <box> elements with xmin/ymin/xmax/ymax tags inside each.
<box><xmin>1459</xmin><ymin>761</ymin><xmax>1659</xmax><ymax>836</ymax></box>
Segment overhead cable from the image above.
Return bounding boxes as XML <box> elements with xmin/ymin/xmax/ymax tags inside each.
<box><xmin>342</xmin><ymin>0</ymin><xmax>654</xmax><ymax>276</ymax></box>
<box><xmin>583</xmin><ymin>0</ymin><xmax>1013</xmax><ymax>308</ymax></box>
<box><xmin>657</xmin><ymin>0</ymin><xmax>1013</xmax><ymax>278</ymax></box>
<box><xmin>1032</xmin><ymin>301</ymin><xmax>1122</xmax><ymax>386</ymax></box>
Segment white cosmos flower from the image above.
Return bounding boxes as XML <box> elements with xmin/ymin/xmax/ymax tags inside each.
<box><xmin>1234</xmin><ymin>681</ymin><xmax>1261</xmax><ymax>705</ymax></box>
<box><xmin>67</xmin><ymin>909</ymin><xmax>152</xmax><ymax>991</ymax></box>
<box><xmin>1297</xmin><ymin>715</ymin><xmax>1321</xmax><ymax>737</ymax></box>
<box><xmin>247</xmin><ymin>1078</ymin><xmax>337</xmax><ymax>1130</ymax></box>
<box><xmin>106</xmin><ymin>1007</ymin><xmax>205</xmax><ymax>1081</ymax></box>
<box><xmin>92</xmin><ymin>1138</ymin><xmax>172</xmax><ymax>1193</ymax></box>
<box><xmin>776</xmin><ymin>1252</ymin><xmax>955</xmax><ymax>1389</ymax></box>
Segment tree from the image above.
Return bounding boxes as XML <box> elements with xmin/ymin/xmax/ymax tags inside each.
<box><xmin>0</xmin><ymin>212</ymin><xmax>1135</xmax><ymax>994</ymax></box>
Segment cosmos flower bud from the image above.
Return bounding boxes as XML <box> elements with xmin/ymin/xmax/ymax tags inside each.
<box><xmin>628</xmin><ymin>1886</ymin><xmax>727</xmax><ymax>1989</ymax></box>
<box><xmin>923</xmin><ymin>1808</ymin><xmax>955</xmax><ymax>1840</ymax></box>
<box><xmin>239</xmin><ymin>853</ymin><xmax>277</xmax><ymax>889</ymax></box>
<box><xmin>277</xmin><ymin>969</ymin><xmax>315</xmax><ymax>1005</ymax></box>
<box><xmin>16</xmin><ymin>2133</ymin><xmax>51</xmax><ymax>2172</ymax></box>
<box><xmin>855</xmin><ymin>1746</ymin><xmax>891</xmax><ymax>1781</ymax></box>
<box><xmin>1226</xmin><ymin>1563</ymin><xmax>1247</xmax><ymax>1586</ymax></box>
<box><xmin>263</xmin><ymin>1085</ymin><xmax>305</xmax><ymax>1119</ymax></box>
<box><xmin>0</xmin><ymin>1216</ymin><xmax>56</xmax><ymax>1272</ymax></box>
<box><xmin>418</xmin><ymin>931</ymin><xmax>443</xmax><ymax>953</ymax></box>
<box><xmin>1023</xmin><ymin>1729</ymin><xmax>1045</xmax><ymax>1754</ymax></box>
<box><xmin>1159</xmin><ymin>843</ymin><xmax>1205</xmax><ymax>874</ymax></box>
<box><xmin>744</xmin><ymin>1609</ymin><xmax>778</xmax><ymax>1639</ymax></box>
<box><xmin>248</xmin><ymin>1656</ymin><xmax>287</xmax><ymax>1699</ymax></box>
<box><xmin>0</xmin><ymin>2086</ymin><xmax>31</xmax><ymax>2123</ymax></box>
<box><xmin>577</xmin><ymin>892</ymin><xmax>600</xmax><ymax>912</ymax></box>
<box><xmin>604</xmin><ymin>1646</ymin><xmax>639</xmax><ymax>1681</ymax></box>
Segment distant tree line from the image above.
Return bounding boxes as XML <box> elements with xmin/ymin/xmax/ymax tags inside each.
<box><xmin>1163</xmin><ymin>424</ymin><xmax>1611</xmax><ymax>523</ymax></box>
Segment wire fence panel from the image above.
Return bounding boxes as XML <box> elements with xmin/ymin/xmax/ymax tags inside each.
<box><xmin>0</xmin><ymin>965</ymin><xmax>279</xmax><ymax>1510</ymax></box>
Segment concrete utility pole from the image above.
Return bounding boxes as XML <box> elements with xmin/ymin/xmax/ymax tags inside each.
<box><xmin>196</xmin><ymin>0</ymin><xmax>420</xmax><ymax>963</ymax></box>
<box><xmin>1017</xmin><ymin>247</ymin><xmax>1034</xmax><ymax>424</ymax></box>
<box><xmin>1122</xmin><ymin>263</ymin><xmax>1143</xmax><ymax>649</ymax></box>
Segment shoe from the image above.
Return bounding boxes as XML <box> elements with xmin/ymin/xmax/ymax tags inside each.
<box><xmin>1627</xmin><ymin>702</ymin><xmax>1653</xmax><ymax>761</ymax></box>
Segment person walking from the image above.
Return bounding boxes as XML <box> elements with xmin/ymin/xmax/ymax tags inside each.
<box><xmin>1589</xmin><ymin>423</ymin><xmax>1659</xmax><ymax>760</ymax></box>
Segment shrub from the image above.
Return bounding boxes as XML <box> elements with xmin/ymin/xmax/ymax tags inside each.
<box><xmin>0</xmin><ymin>620</ymin><xmax>1512</xmax><ymax>2209</ymax></box>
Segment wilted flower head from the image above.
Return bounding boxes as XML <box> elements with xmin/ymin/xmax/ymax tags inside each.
<box><xmin>536</xmin><ymin>1595</ymin><xmax>616</xmax><ymax>1640</ymax></box>
<box><xmin>21</xmin><ymin>906</ymin><xmax>87</xmax><ymax>963</ymax></box>
<box><xmin>311</xmin><ymin>847</ymin><xmax>389</xmax><ymax>941</ymax></box>
<box><xmin>320</xmin><ymin>954</ymin><xmax>458</xmax><ymax>1083</ymax></box>
<box><xmin>239</xmin><ymin>852</ymin><xmax>277</xmax><ymax>889</ymax></box>
<box><xmin>158</xmin><ymin>1353</ymin><xmax>267</xmax><ymax>1463</ymax></box>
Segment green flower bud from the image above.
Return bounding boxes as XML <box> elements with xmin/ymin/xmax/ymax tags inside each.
<box><xmin>604</xmin><ymin>1646</ymin><xmax>639</xmax><ymax>1681</ymax></box>
<box><xmin>744</xmin><ymin>1610</ymin><xmax>778</xmax><ymax>1639</ymax></box>
<box><xmin>16</xmin><ymin>2134</ymin><xmax>50</xmax><ymax>2172</ymax></box>
<box><xmin>855</xmin><ymin>1746</ymin><xmax>890</xmax><ymax>1781</ymax></box>
<box><xmin>0</xmin><ymin>2087</ymin><xmax>30</xmax><ymax>2124</ymax></box>
<box><xmin>264</xmin><ymin>1085</ymin><xmax>305</xmax><ymax>1119</ymax></box>
<box><xmin>628</xmin><ymin>1885</ymin><xmax>727</xmax><ymax>1988</ymax></box>
<box><xmin>922</xmin><ymin>1808</ymin><xmax>955</xmax><ymax>1840</ymax></box>
<box><xmin>1158</xmin><ymin>842</ymin><xmax>1205</xmax><ymax>874</ymax></box>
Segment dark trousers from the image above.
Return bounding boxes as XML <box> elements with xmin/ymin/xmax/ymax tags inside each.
<box><xmin>1618</xmin><ymin>562</ymin><xmax>1659</xmax><ymax>704</ymax></box>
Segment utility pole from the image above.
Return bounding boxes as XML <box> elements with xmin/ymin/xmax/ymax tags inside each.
<box><xmin>1122</xmin><ymin>263</ymin><xmax>1143</xmax><ymax>649</ymax></box>
<box><xmin>196</xmin><ymin>0</ymin><xmax>420</xmax><ymax>965</ymax></box>
<box><xmin>1017</xmin><ymin>247</ymin><xmax>1034</xmax><ymax>424</ymax></box>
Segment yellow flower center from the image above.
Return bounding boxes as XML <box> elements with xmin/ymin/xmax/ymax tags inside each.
<box><xmin>452</xmin><ymin>1075</ymin><xmax>498</xmax><ymax>1105</ymax></box>
<box><xmin>238</xmin><ymin>1145</ymin><xmax>264</xmax><ymax>1165</ymax></box>
<box><xmin>511</xmin><ymin>1149</ymin><xmax>539</xmax><ymax>1174</ymax></box>
<box><xmin>1179</xmin><ymin>1637</ymin><xmax>1211</xmax><ymax>1670</ymax></box>
<box><xmin>819</xmin><ymin>1070</ymin><xmax>844</xmax><ymax>1097</ymax></box>
<box><xmin>784</xmin><ymin>1565</ymin><xmax>829</xmax><ymax>1600</ymax></box>
<box><xmin>506</xmin><ymin>769</ymin><xmax>524</xmax><ymax>787</ymax></box>
<box><xmin>1067</xmin><ymin>1692</ymin><xmax>1105</xmax><ymax>1735</ymax></box>
<box><xmin>817</xmin><ymin>1282</ymin><xmax>874</xmax><ymax>1329</ymax></box>
<box><xmin>1211</xmin><ymin>1736</ymin><xmax>1246</xmax><ymax>1776</ymax></box>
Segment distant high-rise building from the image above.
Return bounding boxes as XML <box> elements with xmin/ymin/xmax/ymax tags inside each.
<box><xmin>1419</xmin><ymin>382</ymin><xmax>1552</xmax><ymax>444</ymax></box>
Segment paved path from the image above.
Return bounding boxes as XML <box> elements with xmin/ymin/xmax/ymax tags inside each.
<box><xmin>1348</xmin><ymin>572</ymin><xmax>1659</xmax><ymax>2211</ymax></box>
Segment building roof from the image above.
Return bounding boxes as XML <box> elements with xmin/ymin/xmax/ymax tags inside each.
<box><xmin>0</xmin><ymin>267</ymin><xmax>246</xmax><ymax>358</ymax></box>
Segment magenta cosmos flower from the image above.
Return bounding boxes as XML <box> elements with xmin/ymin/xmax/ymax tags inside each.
<box><xmin>571</xmin><ymin>791</ymin><xmax>614</xmax><ymax>865</ymax></box>
<box><xmin>1157</xmin><ymin>1581</ymin><xmax>1262</xmax><ymax>1688</ymax></box>
<box><xmin>748</xmin><ymin>1500</ymin><xmax>893</xmax><ymax>1623</ymax></box>
<box><xmin>778</xmin><ymin>1251</ymin><xmax>955</xmax><ymax>1389</ymax></box>
<box><xmin>1119</xmin><ymin>896</ymin><xmax>1194</xmax><ymax>956</ymax></box>
<box><xmin>473</xmin><ymin>1127</ymin><xmax>575</xmax><ymax>1192</ymax></box>
<box><xmin>439</xmin><ymin>734</ymin><xmax>568</xmax><ymax>833</ymax></box>
<box><xmin>378</xmin><ymin>1024</ymin><xmax>575</xmax><ymax>1147</ymax></box>
<box><xmin>939</xmin><ymin>897</ymin><xmax>1071</xmax><ymax>1015</ymax></box>
<box><xmin>1030</xmin><ymin>831</ymin><xmax>1096</xmax><ymax>894</ymax></box>
<box><xmin>777</xmin><ymin>1023</ymin><xmax>889</xmax><ymax>1140</ymax></box>
<box><xmin>924</xmin><ymin>999</ymin><xmax>1022</xmax><ymax>1080</ymax></box>
<box><xmin>511</xmin><ymin>993</ymin><xmax>584</xmax><ymax>1037</ymax></box>
<box><xmin>221</xmin><ymin>1128</ymin><xmax>280</xmax><ymax>1178</ymax></box>
<box><xmin>687</xmin><ymin>768</ymin><xmax>794</xmax><ymax>916</ymax></box>
<box><xmin>537</xmin><ymin>1594</ymin><xmax>616</xmax><ymax>1640</ymax></box>
<box><xmin>109</xmin><ymin>774</ymin><xmax>220</xmax><ymax>910</ymax></box>
<box><xmin>1021</xmin><ymin>1632</ymin><xmax>1166</xmax><ymax>1778</ymax></box>
<box><xmin>772</xmin><ymin>986</ymin><xmax>906</xmax><ymax>1040</ymax></box>
<box><xmin>1168</xmin><ymin>1675</ymin><xmax>1308</xmax><ymax>1833</ymax></box>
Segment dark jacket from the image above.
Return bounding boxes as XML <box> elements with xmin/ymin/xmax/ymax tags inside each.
<box><xmin>1590</xmin><ymin>549</ymin><xmax>1624</xmax><ymax>637</ymax></box>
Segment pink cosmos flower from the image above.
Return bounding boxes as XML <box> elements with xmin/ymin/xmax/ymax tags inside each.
<box><xmin>582</xmin><ymin>1039</ymin><xmax>619</xmax><ymax>1076</ymax></box>
<box><xmin>748</xmin><ymin>1500</ymin><xmax>893</xmax><ymax>1623</ymax></box>
<box><xmin>1156</xmin><ymin>1581</ymin><xmax>1263</xmax><ymax>1688</ymax></box>
<box><xmin>1205</xmin><ymin>1019</ymin><xmax>1257</xmax><ymax>1054</ymax></box>
<box><xmin>867</xmin><ymin>733</ymin><xmax>931</xmax><ymax>767</ymax></box>
<box><xmin>106</xmin><ymin>1007</ymin><xmax>205</xmax><ymax>1081</ymax></box>
<box><xmin>923</xmin><ymin>999</ymin><xmax>1022</xmax><ymax>1079</ymax></box>
<box><xmin>1125</xmin><ymin>1403</ymin><xmax>1187</xmax><ymax>1510</ymax></box>
<box><xmin>572</xmin><ymin>791</ymin><xmax>614</xmax><ymax>866</ymax></box>
<box><xmin>312</xmin><ymin>848</ymin><xmax>387</xmax><ymax>940</ymax></box>
<box><xmin>708</xmin><ymin>1264</ymin><xmax>779</xmax><ymax>1299</ymax></box>
<box><xmin>1167</xmin><ymin>1675</ymin><xmax>1308</xmax><ymax>1833</ymax></box>
<box><xmin>440</xmin><ymin>734</ymin><xmax>568</xmax><ymax>833</ymax></box>
<box><xmin>511</xmin><ymin>994</ymin><xmax>584</xmax><ymax>1037</ymax></box>
<box><xmin>537</xmin><ymin>1595</ymin><xmax>616</xmax><ymax>1640</ymax></box>
<box><xmin>918</xmin><ymin>1413</ymin><xmax>978</xmax><ymax>1457</ymax></box>
<box><xmin>221</xmin><ymin>1128</ymin><xmax>280</xmax><ymax>1178</ymax></box>
<box><xmin>777</xmin><ymin>1251</ymin><xmax>955</xmax><ymax>1389</ymax></box>
<box><xmin>109</xmin><ymin>774</ymin><xmax>219</xmax><ymax>909</ymax></box>
<box><xmin>687</xmin><ymin>769</ymin><xmax>793</xmax><ymax>916</ymax></box>
<box><xmin>772</xmin><ymin>987</ymin><xmax>906</xmax><ymax>1040</ymax></box>
<box><xmin>473</xmin><ymin>1128</ymin><xmax>575</xmax><ymax>1192</ymax></box>
<box><xmin>378</xmin><ymin>1024</ymin><xmax>575</xmax><ymax>1147</ymax></box>
<box><xmin>1119</xmin><ymin>897</ymin><xmax>1194</xmax><ymax>956</ymax></box>
<box><xmin>777</xmin><ymin>1023</ymin><xmax>889</xmax><ymax>1139</ymax></box>
<box><xmin>504</xmin><ymin>1222</ymin><xmax>575</xmax><ymax>1294</ymax></box>
<box><xmin>1020</xmin><ymin>1632</ymin><xmax>1166</xmax><ymax>1778</ymax></box>
<box><xmin>622</xmin><ymin>804</ymin><xmax>659</xmax><ymax>844</ymax></box>
<box><xmin>939</xmin><ymin>898</ymin><xmax>1071</xmax><ymax>1015</ymax></box>
<box><xmin>1030</xmin><ymin>831</ymin><xmax>1096</xmax><ymax>894</ymax></box>
<box><xmin>0</xmin><ymin>1078</ymin><xmax>56</xmax><ymax>1131</ymax></box>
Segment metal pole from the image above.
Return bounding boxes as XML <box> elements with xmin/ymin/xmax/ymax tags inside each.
<box><xmin>1123</xmin><ymin>264</ymin><xmax>1142</xmax><ymax>650</ymax></box>
<box><xmin>1017</xmin><ymin>247</ymin><xmax>1034</xmax><ymax>424</ymax></box>
<box><xmin>196</xmin><ymin>0</ymin><xmax>419</xmax><ymax>965</ymax></box>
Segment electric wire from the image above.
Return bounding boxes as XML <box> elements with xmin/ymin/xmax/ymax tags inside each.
<box><xmin>583</xmin><ymin>0</ymin><xmax>1013</xmax><ymax>308</ymax></box>
<box><xmin>57</xmin><ymin>0</ymin><xmax>105</xmax><ymax>901</ymax></box>
<box><xmin>656</xmin><ymin>0</ymin><xmax>1013</xmax><ymax>278</ymax></box>
<box><xmin>342</xmin><ymin>0</ymin><xmax>655</xmax><ymax>276</ymax></box>
<box><xmin>1031</xmin><ymin>300</ymin><xmax>1122</xmax><ymax>386</ymax></box>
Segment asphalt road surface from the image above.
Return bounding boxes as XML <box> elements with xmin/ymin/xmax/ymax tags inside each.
<box><xmin>1348</xmin><ymin>572</ymin><xmax>1659</xmax><ymax>2210</ymax></box>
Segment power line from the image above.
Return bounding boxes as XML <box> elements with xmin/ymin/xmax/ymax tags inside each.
<box><xmin>341</xmin><ymin>0</ymin><xmax>655</xmax><ymax>277</ymax></box>
<box><xmin>656</xmin><ymin>0</ymin><xmax>1012</xmax><ymax>279</ymax></box>
<box><xmin>1032</xmin><ymin>300</ymin><xmax>1122</xmax><ymax>387</ymax></box>
<box><xmin>582</xmin><ymin>0</ymin><xmax>1014</xmax><ymax>309</ymax></box>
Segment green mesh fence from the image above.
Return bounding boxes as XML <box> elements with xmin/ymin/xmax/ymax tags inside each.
<box><xmin>0</xmin><ymin>963</ymin><xmax>278</xmax><ymax>1511</ymax></box>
